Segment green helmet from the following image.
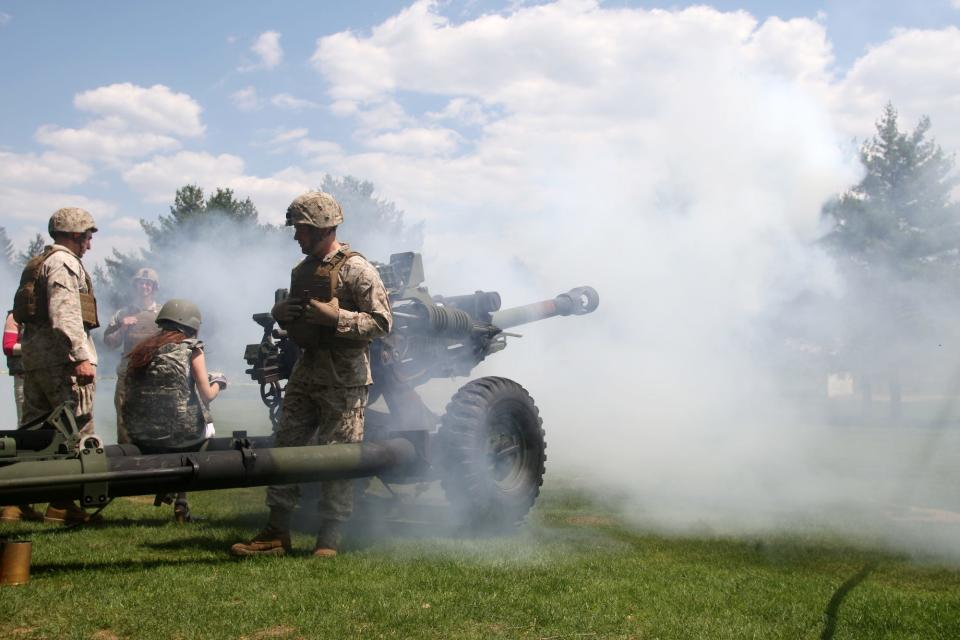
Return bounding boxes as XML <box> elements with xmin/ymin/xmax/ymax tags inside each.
<box><xmin>133</xmin><ymin>267</ymin><xmax>159</xmax><ymax>288</ymax></box>
<box><xmin>156</xmin><ymin>299</ymin><xmax>201</xmax><ymax>332</ymax></box>
<box><xmin>285</xmin><ymin>191</ymin><xmax>343</xmax><ymax>229</ymax></box>
<box><xmin>48</xmin><ymin>207</ymin><xmax>98</xmax><ymax>237</ymax></box>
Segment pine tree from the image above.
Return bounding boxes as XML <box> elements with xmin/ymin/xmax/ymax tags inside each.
<box><xmin>823</xmin><ymin>103</ymin><xmax>960</xmax><ymax>280</ymax></box>
<box><xmin>17</xmin><ymin>233</ymin><xmax>46</xmax><ymax>267</ymax></box>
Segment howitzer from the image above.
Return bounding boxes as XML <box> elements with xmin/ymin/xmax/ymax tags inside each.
<box><xmin>0</xmin><ymin>252</ymin><xmax>598</xmax><ymax>529</ymax></box>
<box><xmin>244</xmin><ymin>251</ymin><xmax>600</xmax><ymax>525</ymax></box>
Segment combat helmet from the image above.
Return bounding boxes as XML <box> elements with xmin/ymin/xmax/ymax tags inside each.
<box><xmin>156</xmin><ymin>299</ymin><xmax>201</xmax><ymax>333</ymax></box>
<box><xmin>48</xmin><ymin>207</ymin><xmax>98</xmax><ymax>238</ymax></box>
<box><xmin>285</xmin><ymin>191</ymin><xmax>343</xmax><ymax>229</ymax></box>
<box><xmin>133</xmin><ymin>267</ymin><xmax>159</xmax><ymax>289</ymax></box>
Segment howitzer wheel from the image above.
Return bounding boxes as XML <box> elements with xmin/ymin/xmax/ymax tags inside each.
<box><xmin>437</xmin><ymin>376</ymin><xmax>546</xmax><ymax>529</ymax></box>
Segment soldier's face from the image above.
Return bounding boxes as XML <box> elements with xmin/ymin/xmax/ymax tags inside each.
<box><xmin>134</xmin><ymin>279</ymin><xmax>156</xmax><ymax>298</ymax></box>
<box><xmin>294</xmin><ymin>224</ymin><xmax>326</xmax><ymax>255</ymax></box>
<box><xmin>74</xmin><ymin>231</ymin><xmax>93</xmax><ymax>256</ymax></box>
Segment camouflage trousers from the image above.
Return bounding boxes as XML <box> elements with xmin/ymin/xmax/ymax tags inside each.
<box><xmin>265</xmin><ymin>380</ymin><xmax>368</xmax><ymax>523</ymax></box>
<box><xmin>21</xmin><ymin>364</ymin><xmax>95</xmax><ymax>434</ymax></box>
<box><xmin>114</xmin><ymin>358</ymin><xmax>130</xmax><ymax>444</ymax></box>
<box><xmin>12</xmin><ymin>374</ymin><xmax>24</xmax><ymax>425</ymax></box>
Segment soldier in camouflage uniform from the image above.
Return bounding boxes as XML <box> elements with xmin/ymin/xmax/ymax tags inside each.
<box><xmin>123</xmin><ymin>299</ymin><xmax>226</xmax><ymax>523</ymax></box>
<box><xmin>231</xmin><ymin>191</ymin><xmax>392</xmax><ymax>558</ymax></box>
<box><xmin>15</xmin><ymin>207</ymin><xmax>100</xmax><ymax>524</ymax></box>
<box><xmin>0</xmin><ymin>311</ymin><xmax>44</xmax><ymax>522</ymax></box>
<box><xmin>103</xmin><ymin>267</ymin><xmax>162</xmax><ymax>444</ymax></box>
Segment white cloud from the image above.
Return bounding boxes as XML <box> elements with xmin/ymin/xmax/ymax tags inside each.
<box><xmin>33</xmin><ymin>83</ymin><xmax>204</xmax><ymax>163</ymax></box>
<box><xmin>268</xmin><ymin>128</ymin><xmax>309</xmax><ymax>145</ymax></box>
<box><xmin>108</xmin><ymin>216</ymin><xmax>144</xmax><ymax>232</ymax></box>
<box><xmin>0</xmin><ymin>186</ymin><xmax>115</xmax><ymax>223</ymax></box>
<box><xmin>270</xmin><ymin>93</ymin><xmax>320</xmax><ymax>110</ymax></box>
<box><xmin>240</xmin><ymin>30</ymin><xmax>283</xmax><ymax>71</ymax></box>
<box><xmin>122</xmin><ymin>151</ymin><xmax>322</xmax><ymax>220</ymax></box>
<box><xmin>35</xmin><ymin>122</ymin><xmax>181</xmax><ymax>160</ymax></box>
<box><xmin>361</xmin><ymin>127</ymin><xmax>461</xmax><ymax>155</ymax></box>
<box><xmin>0</xmin><ymin>151</ymin><xmax>93</xmax><ymax>187</ymax></box>
<box><xmin>230</xmin><ymin>85</ymin><xmax>261</xmax><ymax>111</ymax></box>
<box><xmin>0</xmin><ymin>12</ymin><xmax>11</xmax><ymax>26</ymax></box>
<box><xmin>833</xmin><ymin>26</ymin><xmax>960</xmax><ymax>152</ymax></box>
<box><xmin>74</xmin><ymin>83</ymin><xmax>204</xmax><ymax>137</ymax></box>
<box><xmin>427</xmin><ymin>98</ymin><xmax>491</xmax><ymax>126</ymax></box>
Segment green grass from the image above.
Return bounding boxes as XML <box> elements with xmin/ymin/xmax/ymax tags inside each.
<box><xmin>1</xmin><ymin>486</ymin><xmax>959</xmax><ymax>640</ymax></box>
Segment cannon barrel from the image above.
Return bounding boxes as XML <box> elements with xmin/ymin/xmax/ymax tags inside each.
<box><xmin>0</xmin><ymin>438</ymin><xmax>417</xmax><ymax>505</ymax></box>
<box><xmin>490</xmin><ymin>286</ymin><xmax>599</xmax><ymax>330</ymax></box>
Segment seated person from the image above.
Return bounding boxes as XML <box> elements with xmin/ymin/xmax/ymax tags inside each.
<box><xmin>123</xmin><ymin>299</ymin><xmax>226</xmax><ymax>523</ymax></box>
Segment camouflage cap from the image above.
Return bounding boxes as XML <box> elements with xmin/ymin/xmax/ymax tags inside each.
<box><xmin>48</xmin><ymin>207</ymin><xmax>98</xmax><ymax>237</ymax></box>
<box><xmin>156</xmin><ymin>299</ymin><xmax>201</xmax><ymax>332</ymax></box>
<box><xmin>133</xmin><ymin>267</ymin><xmax>159</xmax><ymax>288</ymax></box>
<box><xmin>285</xmin><ymin>191</ymin><xmax>344</xmax><ymax>229</ymax></box>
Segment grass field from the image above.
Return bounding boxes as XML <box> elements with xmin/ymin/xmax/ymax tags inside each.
<box><xmin>2</xmin><ymin>482</ymin><xmax>959</xmax><ymax>640</ymax></box>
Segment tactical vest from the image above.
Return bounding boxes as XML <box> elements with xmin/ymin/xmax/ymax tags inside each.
<box><xmin>285</xmin><ymin>249</ymin><xmax>368</xmax><ymax>351</ymax></box>
<box><xmin>13</xmin><ymin>246</ymin><xmax>99</xmax><ymax>329</ymax></box>
<box><xmin>122</xmin><ymin>308</ymin><xmax>161</xmax><ymax>354</ymax></box>
<box><xmin>123</xmin><ymin>338</ymin><xmax>210</xmax><ymax>451</ymax></box>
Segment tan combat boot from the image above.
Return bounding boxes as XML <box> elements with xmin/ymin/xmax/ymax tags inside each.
<box><xmin>44</xmin><ymin>502</ymin><xmax>102</xmax><ymax>525</ymax></box>
<box><xmin>1</xmin><ymin>505</ymin><xmax>45</xmax><ymax>522</ymax></box>
<box><xmin>229</xmin><ymin>527</ymin><xmax>292</xmax><ymax>557</ymax></box>
<box><xmin>311</xmin><ymin>521</ymin><xmax>342</xmax><ymax>558</ymax></box>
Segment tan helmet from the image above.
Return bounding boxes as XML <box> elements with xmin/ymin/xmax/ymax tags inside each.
<box><xmin>133</xmin><ymin>267</ymin><xmax>159</xmax><ymax>289</ymax></box>
<box><xmin>48</xmin><ymin>207</ymin><xmax>98</xmax><ymax>238</ymax></box>
<box><xmin>156</xmin><ymin>299</ymin><xmax>201</xmax><ymax>333</ymax></box>
<box><xmin>285</xmin><ymin>191</ymin><xmax>343</xmax><ymax>229</ymax></box>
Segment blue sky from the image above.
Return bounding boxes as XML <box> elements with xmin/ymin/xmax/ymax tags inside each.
<box><xmin>1</xmin><ymin>0</ymin><xmax>959</xmax><ymax>269</ymax></box>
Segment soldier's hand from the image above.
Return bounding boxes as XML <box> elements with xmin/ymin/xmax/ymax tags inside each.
<box><xmin>303</xmin><ymin>298</ymin><xmax>340</xmax><ymax>327</ymax></box>
<box><xmin>271</xmin><ymin>298</ymin><xmax>303</xmax><ymax>323</ymax></box>
<box><xmin>74</xmin><ymin>360</ymin><xmax>95</xmax><ymax>386</ymax></box>
<box><xmin>208</xmin><ymin>371</ymin><xmax>228</xmax><ymax>390</ymax></box>
<box><xmin>121</xmin><ymin>315</ymin><xmax>139</xmax><ymax>327</ymax></box>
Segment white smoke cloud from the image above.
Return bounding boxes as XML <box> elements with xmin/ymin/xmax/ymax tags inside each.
<box><xmin>298</xmin><ymin>0</ymin><xmax>960</xmax><ymax>557</ymax></box>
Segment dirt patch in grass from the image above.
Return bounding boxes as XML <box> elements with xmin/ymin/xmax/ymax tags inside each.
<box><xmin>7</xmin><ymin>628</ymin><xmax>38</xmax><ymax>638</ymax></box>
<box><xmin>91</xmin><ymin>630</ymin><xmax>121</xmax><ymax>640</ymax></box>
<box><xmin>121</xmin><ymin>496</ymin><xmax>157</xmax><ymax>505</ymax></box>
<box><xmin>241</xmin><ymin>625</ymin><xmax>298</xmax><ymax>640</ymax></box>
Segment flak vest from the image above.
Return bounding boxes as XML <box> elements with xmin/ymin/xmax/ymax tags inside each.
<box><xmin>13</xmin><ymin>246</ymin><xmax>99</xmax><ymax>329</ymax></box>
<box><xmin>123</xmin><ymin>338</ymin><xmax>210</xmax><ymax>451</ymax></box>
<box><xmin>284</xmin><ymin>248</ymin><xmax>368</xmax><ymax>351</ymax></box>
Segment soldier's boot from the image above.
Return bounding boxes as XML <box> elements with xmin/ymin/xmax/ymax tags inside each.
<box><xmin>1</xmin><ymin>505</ymin><xmax>45</xmax><ymax>522</ymax></box>
<box><xmin>311</xmin><ymin>520</ymin><xmax>342</xmax><ymax>559</ymax></box>
<box><xmin>229</xmin><ymin>526</ymin><xmax>292</xmax><ymax>557</ymax></box>
<box><xmin>44</xmin><ymin>501</ymin><xmax>102</xmax><ymax>525</ymax></box>
<box><xmin>173</xmin><ymin>498</ymin><xmax>193</xmax><ymax>524</ymax></box>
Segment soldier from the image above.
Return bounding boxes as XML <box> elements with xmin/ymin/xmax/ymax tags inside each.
<box><xmin>0</xmin><ymin>311</ymin><xmax>44</xmax><ymax>522</ymax></box>
<box><xmin>123</xmin><ymin>299</ymin><xmax>226</xmax><ymax>523</ymax></box>
<box><xmin>103</xmin><ymin>267</ymin><xmax>161</xmax><ymax>444</ymax></box>
<box><xmin>231</xmin><ymin>191</ymin><xmax>392</xmax><ymax>558</ymax></box>
<box><xmin>14</xmin><ymin>207</ymin><xmax>100</xmax><ymax>524</ymax></box>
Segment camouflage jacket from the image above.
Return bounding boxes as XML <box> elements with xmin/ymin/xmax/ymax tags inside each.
<box><xmin>104</xmin><ymin>301</ymin><xmax>162</xmax><ymax>355</ymax></box>
<box><xmin>20</xmin><ymin>245</ymin><xmax>98</xmax><ymax>371</ymax></box>
<box><xmin>290</xmin><ymin>243</ymin><xmax>392</xmax><ymax>387</ymax></box>
<box><xmin>123</xmin><ymin>338</ymin><xmax>209</xmax><ymax>450</ymax></box>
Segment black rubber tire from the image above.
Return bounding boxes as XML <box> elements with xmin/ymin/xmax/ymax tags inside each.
<box><xmin>437</xmin><ymin>376</ymin><xmax>546</xmax><ymax>529</ymax></box>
